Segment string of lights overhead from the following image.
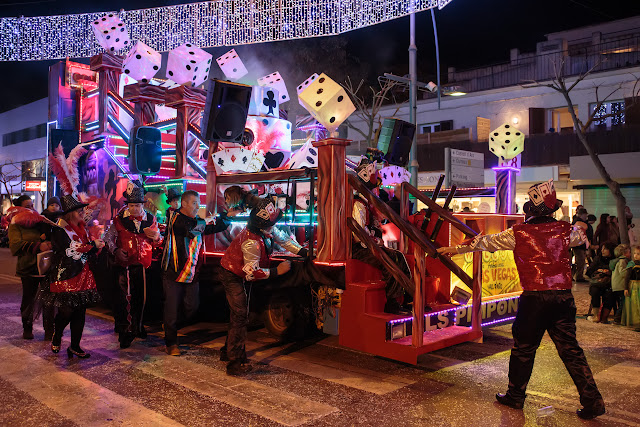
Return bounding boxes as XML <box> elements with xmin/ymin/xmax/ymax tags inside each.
<box><xmin>0</xmin><ymin>0</ymin><xmax>454</xmax><ymax>62</ymax></box>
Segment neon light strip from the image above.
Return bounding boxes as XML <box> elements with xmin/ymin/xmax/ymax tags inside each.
<box><xmin>104</xmin><ymin>137</ymin><xmax>134</xmax><ymax>179</ymax></box>
<box><xmin>492</xmin><ymin>166</ymin><xmax>520</xmax><ymax>172</ymax></box>
<box><xmin>482</xmin><ymin>316</ymin><xmax>516</xmax><ymax>327</ymax></box>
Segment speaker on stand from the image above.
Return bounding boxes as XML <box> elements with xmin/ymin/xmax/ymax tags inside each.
<box><xmin>128</xmin><ymin>126</ymin><xmax>162</xmax><ymax>174</ymax></box>
<box><xmin>376</xmin><ymin>118</ymin><xmax>416</xmax><ymax>167</ymax></box>
<box><xmin>201</xmin><ymin>79</ymin><xmax>252</xmax><ymax>144</ymax></box>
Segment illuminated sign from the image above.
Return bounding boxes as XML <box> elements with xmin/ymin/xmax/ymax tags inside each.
<box><xmin>24</xmin><ymin>181</ymin><xmax>46</xmax><ymax>192</ymax></box>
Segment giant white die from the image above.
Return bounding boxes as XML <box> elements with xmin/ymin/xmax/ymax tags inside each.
<box><xmin>245</xmin><ymin>116</ymin><xmax>292</xmax><ymax>152</ymax></box>
<box><xmin>258</xmin><ymin>72</ymin><xmax>290</xmax><ymax>103</ymax></box>
<box><xmin>90</xmin><ymin>13</ymin><xmax>131</xmax><ymax>53</ymax></box>
<box><xmin>248</xmin><ymin>86</ymin><xmax>280</xmax><ymax>118</ymax></box>
<box><xmin>296</xmin><ymin>73</ymin><xmax>319</xmax><ymax>107</ymax></box>
<box><xmin>122</xmin><ymin>41</ymin><xmax>161</xmax><ymax>83</ymax></box>
<box><xmin>216</xmin><ymin>49</ymin><xmax>248</xmax><ymax>80</ymax></box>
<box><xmin>298</xmin><ymin>73</ymin><xmax>356</xmax><ymax>133</ymax></box>
<box><xmin>287</xmin><ymin>138</ymin><xmax>318</xmax><ymax>170</ymax></box>
<box><xmin>489</xmin><ymin>123</ymin><xmax>525</xmax><ymax>161</ymax></box>
<box><xmin>166</xmin><ymin>43</ymin><xmax>213</xmax><ymax>87</ymax></box>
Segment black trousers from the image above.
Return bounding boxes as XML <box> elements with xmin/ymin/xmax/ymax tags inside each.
<box><xmin>21</xmin><ymin>276</ymin><xmax>54</xmax><ymax>334</ymax></box>
<box><xmin>162</xmin><ymin>274</ymin><xmax>199</xmax><ymax>346</ymax></box>
<box><xmin>219</xmin><ymin>268</ymin><xmax>249</xmax><ymax>362</ymax></box>
<box><xmin>54</xmin><ymin>306</ymin><xmax>86</xmax><ymax>349</ymax></box>
<box><xmin>351</xmin><ymin>242</ymin><xmax>411</xmax><ymax>300</ymax></box>
<box><xmin>113</xmin><ymin>265</ymin><xmax>146</xmax><ymax>335</ymax></box>
<box><xmin>508</xmin><ymin>290</ymin><xmax>604</xmax><ymax>409</ymax></box>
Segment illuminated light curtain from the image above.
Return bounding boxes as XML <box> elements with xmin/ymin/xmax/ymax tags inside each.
<box><xmin>0</xmin><ymin>0</ymin><xmax>442</xmax><ymax>61</ymax></box>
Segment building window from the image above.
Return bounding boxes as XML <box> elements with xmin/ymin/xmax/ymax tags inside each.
<box><xmin>420</xmin><ymin>123</ymin><xmax>441</xmax><ymax>134</ymax></box>
<box><xmin>548</xmin><ymin>107</ymin><xmax>577</xmax><ymax>133</ymax></box>
<box><xmin>2</xmin><ymin>123</ymin><xmax>47</xmax><ymax>147</ymax></box>
<box><xmin>22</xmin><ymin>159</ymin><xmax>46</xmax><ymax>179</ymax></box>
<box><xmin>590</xmin><ymin>101</ymin><xmax>625</xmax><ymax>129</ymax></box>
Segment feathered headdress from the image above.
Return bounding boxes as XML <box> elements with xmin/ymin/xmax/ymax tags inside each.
<box><xmin>48</xmin><ymin>143</ymin><xmax>87</xmax><ymax>196</ymax></box>
<box><xmin>6</xmin><ymin>206</ymin><xmax>57</xmax><ymax>228</ymax></box>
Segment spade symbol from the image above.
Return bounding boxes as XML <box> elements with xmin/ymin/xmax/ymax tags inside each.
<box><xmin>242</xmin><ymin>156</ymin><xmax>248</xmax><ymax>163</ymax></box>
<box><xmin>263</xmin><ymin>90</ymin><xmax>277</xmax><ymax>116</ymax></box>
<box><xmin>217</xmin><ymin>157</ymin><xmax>225</xmax><ymax>167</ymax></box>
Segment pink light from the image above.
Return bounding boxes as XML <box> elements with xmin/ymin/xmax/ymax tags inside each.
<box><xmin>492</xmin><ymin>166</ymin><xmax>520</xmax><ymax>172</ymax></box>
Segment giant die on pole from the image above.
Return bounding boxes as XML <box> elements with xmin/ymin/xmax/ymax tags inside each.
<box><xmin>90</xmin><ymin>13</ymin><xmax>131</xmax><ymax>52</ymax></box>
<box><xmin>298</xmin><ymin>73</ymin><xmax>355</xmax><ymax>133</ymax></box>
<box><xmin>488</xmin><ymin>123</ymin><xmax>524</xmax><ymax>161</ymax></box>
<box><xmin>166</xmin><ymin>43</ymin><xmax>213</xmax><ymax>87</ymax></box>
<box><xmin>122</xmin><ymin>41</ymin><xmax>161</xmax><ymax>83</ymax></box>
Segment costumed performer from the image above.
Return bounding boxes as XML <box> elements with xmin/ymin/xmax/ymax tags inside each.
<box><xmin>104</xmin><ymin>183</ymin><xmax>161</xmax><ymax>348</ymax></box>
<box><xmin>438</xmin><ymin>180</ymin><xmax>605</xmax><ymax>420</ymax></box>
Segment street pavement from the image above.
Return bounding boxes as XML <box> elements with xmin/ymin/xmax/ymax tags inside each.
<box><xmin>0</xmin><ymin>247</ymin><xmax>639</xmax><ymax>426</ymax></box>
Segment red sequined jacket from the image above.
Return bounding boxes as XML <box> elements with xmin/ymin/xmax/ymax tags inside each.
<box><xmin>455</xmin><ymin>217</ymin><xmax>588</xmax><ymax>291</ymax></box>
<box><xmin>104</xmin><ymin>209</ymin><xmax>159</xmax><ymax>269</ymax></box>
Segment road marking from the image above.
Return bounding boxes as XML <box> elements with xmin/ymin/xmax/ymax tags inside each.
<box><xmin>202</xmin><ymin>334</ymin><xmax>415</xmax><ymax>395</ymax></box>
<box><xmin>0</xmin><ymin>341</ymin><xmax>184</xmax><ymax>427</ymax></box>
<box><xmin>78</xmin><ymin>332</ymin><xmax>338</xmax><ymax>426</ymax></box>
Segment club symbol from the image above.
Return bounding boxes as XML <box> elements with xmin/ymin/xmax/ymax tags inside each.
<box><xmin>263</xmin><ymin>90</ymin><xmax>277</xmax><ymax>115</ymax></box>
<box><xmin>217</xmin><ymin>158</ymin><xmax>224</xmax><ymax>166</ymax></box>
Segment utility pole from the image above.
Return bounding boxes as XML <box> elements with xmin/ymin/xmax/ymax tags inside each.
<box><xmin>408</xmin><ymin>10</ymin><xmax>418</xmax><ymax>192</ymax></box>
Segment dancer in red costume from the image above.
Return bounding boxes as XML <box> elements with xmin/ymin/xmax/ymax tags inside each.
<box><xmin>438</xmin><ymin>180</ymin><xmax>605</xmax><ymax>420</ymax></box>
<box><xmin>104</xmin><ymin>183</ymin><xmax>161</xmax><ymax>348</ymax></box>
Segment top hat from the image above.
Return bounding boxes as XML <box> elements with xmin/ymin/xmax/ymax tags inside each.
<box><xmin>61</xmin><ymin>194</ymin><xmax>89</xmax><ymax>214</ymax></box>
<box><xmin>523</xmin><ymin>179</ymin><xmax>562</xmax><ymax>217</ymax></box>
<box><xmin>248</xmin><ymin>197</ymin><xmax>283</xmax><ymax>230</ymax></box>
<box><xmin>166</xmin><ymin>188</ymin><xmax>182</xmax><ymax>203</ymax></box>
<box><xmin>124</xmin><ymin>187</ymin><xmax>146</xmax><ymax>204</ymax></box>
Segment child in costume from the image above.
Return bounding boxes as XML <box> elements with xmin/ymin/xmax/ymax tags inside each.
<box><xmin>104</xmin><ymin>182</ymin><xmax>161</xmax><ymax>348</ymax></box>
<box><xmin>438</xmin><ymin>179</ymin><xmax>605</xmax><ymax>420</ymax></box>
<box><xmin>622</xmin><ymin>245</ymin><xmax>640</xmax><ymax>331</ymax></box>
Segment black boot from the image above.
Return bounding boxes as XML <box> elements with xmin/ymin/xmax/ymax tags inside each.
<box><xmin>577</xmin><ymin>405</ymin><xmax>605</xmax><ymax>420</ymax></box>
<box><xmin>119</xmin><ymin>332</ymin><xmax>135</xmax><ymax>349</ymax></box>
<box><xmin>22</xmin><ymin>324</ymin><xmax>34</xmax><ymax>340</ymax></box>
<box><xmin>495</xmin><ymin>392</ymin><xmax>524</xmax><ymax>409</ymax></box>
<box><xmin>226</xmin><ymin>360</ymin><xmax>252</xmax><ymax>376</ymax></box>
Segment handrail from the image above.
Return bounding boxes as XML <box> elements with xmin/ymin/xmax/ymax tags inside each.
<box><xmin>348</xmin><ymin>173</ymin><xmax>473</xmax><ymax>288</ymax></box>
<box><xmin>107</xmin><ymin>91</ymin><xmax>135</xmax><ymax>118</ymax></box>
<box><xmin>347</xmin><ymin>218</ymin><xmax>414</xmax><ymax>295</ymax></box>
<box><xmin>401</xmin><ymin>182</ymin><xmax>478</xmax><ymax>238</ymax></box>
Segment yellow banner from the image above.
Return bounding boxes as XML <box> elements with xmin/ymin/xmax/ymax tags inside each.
<box><xmin>451</xmin><ymin>250</ymin><xmax>521</xmax><ymax>297</ymax></box>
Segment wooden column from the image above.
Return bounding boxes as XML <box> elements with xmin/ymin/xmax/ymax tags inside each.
<box><xmin>90</xmin><ymin>53</ymin><xmax>123</xmax><ymax>134</ymax></box>
<box><xmin>471</xmin><ymin>252</ymin><xmax>483</xmax><ymax>342</ymax></box>
<box><xmin>165</xmin><ymin>86</ymin><xmax>206</xmax><ymax>178</ymax></box>
<box><xmin>312</xmin><ymin>138</ymin><xmax>351</xmax><ymax>263</ymax></box>
<box><xmin>123</xmin><ymin>83</ymin><xmax>166</xmax><ymax>127</ymax></box>
<box><xmin>412</xmin><ymin>247</ymin><xmax>426</xmax><ymax>347</ymax></box>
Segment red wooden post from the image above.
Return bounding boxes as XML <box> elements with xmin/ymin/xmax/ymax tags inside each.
<box><xmin>165</xmin><ymin>86</ymin><xmax>206</xmax><ymax>178</ymax></box>
<box><xmin>412</xmin><ymin>247</ymin><xmax>426</xmax><ymax>347</ymax></box>
<box><xmin>313</xmin><ymin>138</ymin><xmax>350</xmax><ymax>263</ymax></box>
<box><xmin>471</xmin><ymin>252</ymin><xmax>483</xmax><ymax>340</ymax></box>
<box><xmin>90</xmin><ymin>53</ymin><xmax>123</xmax><ymax>134</ymax></box>
<box><xmin>123</xmin><ymin>83</ymin><xmax>166</xmax><ymax>127</ymax></box>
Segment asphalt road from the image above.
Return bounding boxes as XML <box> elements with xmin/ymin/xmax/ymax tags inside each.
<box><xmin>0</xmin><ymin>248</ymin><xmax>639</xmax><ymax>426</ymax></box>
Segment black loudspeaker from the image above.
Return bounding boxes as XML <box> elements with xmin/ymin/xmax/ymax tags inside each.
<box><xmin>376</xmin><ymin>118</ymin><xmax>416</xmax><ymax>167</ymax></box>
<box><xmin>128</xmin><ymin>126</ymin><xmax>162</xmax><ymax>174</ymax></box>
<box><xmin>201</xmin><ymin>79</ymin><xmax>252</xmax><ymax>144</ymax></box>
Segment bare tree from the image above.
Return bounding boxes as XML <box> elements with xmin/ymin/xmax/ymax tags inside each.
<box><xmin>0</xmin><ymin>159</ymin><xmax>25</xmax><ymax>205</ymax></box>
<box><xmin>342</xmin><ymin>77</ymin><xmax>402</xmax><ymax>147</ymax></box>
<box><xmin>524</xmin><ymin>59</ymin><xmax>640</xmax><ymax>244</ymax></box>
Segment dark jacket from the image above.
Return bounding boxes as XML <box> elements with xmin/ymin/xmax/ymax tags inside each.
<box><xmin>8</xmin><ymin>223</ymin><xmax>45</xmax><ymax>277</ymax></box>
<box><xmin>586</xmin><ymin>254</ymin><xmax>614</xmax><ymax>288</ymax></box>
<box><xmin>161</xmin><ymin>209</ymin><xmax>230</xmax><ymax>283</ymax></box>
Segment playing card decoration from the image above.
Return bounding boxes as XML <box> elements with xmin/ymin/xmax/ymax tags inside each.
<box><xmin>379</xmin><ymin>165</ymin><xmax>411</xmax><ymax>186</ymax></box>
<box><xmin>249</xmin><ymin>86</ymin><xmax>280</xmax><ymax>118</ymax></box>
<box><xmin>527</xmin><ymin>179</ymin><xmax>556</xmax><ymax>209</ymax></box>
<box><xmin>257</xmin><ymin>71</ymin><xmax>290</xmax><ymax>103</ymax></box>
<box><xmin>211</xmin><ymin>147</ymin><xmax>265</xmax><ymax>173</ymax></box>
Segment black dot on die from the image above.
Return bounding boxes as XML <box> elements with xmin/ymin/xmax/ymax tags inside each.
<box><xmin>168</xmin><ymin>70</ymin><xmax>174</xmax><ymax>76</ymax></box>
<box><xmin>106</xmin><ymin>35</ymin><xmax>111</xmax><ymax>39</ymax></box>
<box><xmin>282</xmin><ymin>95</ymin><xmax>286</xmax><ymax>100</ymax></box>
<box><xmin>103</xmin><ymin>30</ymin><xmax>108</xmax><ymax>34</ymax></box>
<box><xmin>505</xmin><ymin>139</ymin><xmax>510</xmax><ymax>143</ymax></box>
<box><xmin>505</xmin><ymin>124</ymin><xmax>510</xmax><ymax>128</ymax></box>
<box><xmin>153</xmin><ymin>65</ymin><xmax>158</xmax><ymax>70</ymax></box>
<box><xmin>115</xmin><ymin>38</ymin><xmax>120</xmax><ymax>42</ymax></box>
<box><xmin>309</xmin><ymin>148</ymin><xmax>317</xmax><ymax>156</ymax></box>
<box><xmin>195</xmin><ymin>67</ymin><xmax>198</xmax><ymax>71</ymax></box>
<box><xmin>319</xmin><ymin>77</ymin><xmax>325</xmax><ymax>83</ymax></box>
<box><xmin>501</xmin><ymin>145</ymin><xmax>505</xmax><ymax>150</ymax></box>
<box><xmin>493</xmin><ymin>132</ymin><xmax>498</xmax><ymax>136</ymax></box>
<box><xmin>317</xmin><ymin>88</ymin><xmax>323</xmax><ymax>94</ymax></box>
<box><xmin>142</xmin><ymin>78</ymin><xmax>148</xmax><ymax>83</ymax></box>
<box><xmin>94</xmin><ymin>21</ymin><xmax>99</xmax><ymax>25</ymax></box>
<box><xmin>501</xmin><ymin>156</ymin><xmax>505</xmax><ymax>160</ymax></box>
<box><xmin>490</xmin><ymin>137</ymin><xmax>494</xmax><ymax>141</ymax></box>
<box><xmin>190</xmin><ymin>60</ymin><xmax>196</xmax><ymax>63</ymax></box>
<box><xmin>124</xmin><ymin>69</ymin><xmax>130</xmax><ymax>74</ymax></box>
<box><xmin>186</xmin><ymin>65</ymin><xmax>191</xmax><ymax>70</ymax></box>
<box><xmin>186</xmin><ymin>43</ymin><xmax>192</xmax><ymax>47</ymax></box>
<box><xmin>316</xmin><ymin>101</ymin><xmax>322</xmax><ymax>107</ymax></box>
<box><xmin>206</xmin><ymin>68</ymin><xmax>209</xmax><ymax>72</ymax></box>
<box><xmin>506</xmin><ymin>132</ymin><xmax>510</xmax><ymax>135</ymax></box>
<box><xmin>193</xmin><ymin>75</ymin><xmax>197</xmax><ymax>80</ymax></box>
<box><xmin>102</xmin><ymin>17</ymin><xmax>106</xmax><ymax>21</ymax></box>
<box><xmin>110</xmin><ymin>47</ymin><xmax>115</xmax><ymax>51</ymax></box>
<box><xmin>189</xmin><ymin>51</ymin><xmax>195</xmax><ymax>55</ymax></box>
<box><xmin>513</xmin><ymin>147</ymin><xmax>518</xmax><ymax>151</ymax></box>
<box><xmin>108</xmin><ymin>14</ymin><xmax>113</xmax><ymax>17</ymax></box>
<box><xmin>136</xmin><ymin>54</ymin><xmax>141</xmax><ymax>59</ymax></box>
<box><xmin>337</xmin><ymin>95</ymin><xmax>344</xmax><ymax>102</ymax></box>
<box><xmin>233</xmin><ymin>68</ymin><xmax>237</xmax><ymax>72</ymax></box>
<box><xmin>111</xmin><ymin>26</ymin><xmax>116</xmax><ymax>30</ymax></box>
<box><xmin>124</xmin><ymin>41</ymin><xmax>128</xmax><ymax>44</ymax></box>
<box><xmin>208</xmin><ymin>59</ymin><xmax>211</xmax><ymax>63</ymax></box>
<box><xmin>330</xmin><ymin>117</ymin><xmax>336</xmax><ymax>123</ymax></box>
<box><xmin>120</xmin><ymin>28</ymin><xmax>125</xmax><ymax>32</ymax></box>
<box><xmin>118</xmin><ymin>23</ymin><xmax>123</xmax><ymax>26</ymax></box>
<box><xmin>490</xmin><ymin>148</ymin><xmax>495</xmax><ymax>152</ymax></box>
<box><xmin>516</xmin><ymin>132</ymin><xmax>521</xmax><ymax>136</ymax></box>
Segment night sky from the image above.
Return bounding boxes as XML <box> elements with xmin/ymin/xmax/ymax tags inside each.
<box><xmin>0</xmin><ymin>0</ymin><xmax>639</xmax><ymax>113</ymax></box>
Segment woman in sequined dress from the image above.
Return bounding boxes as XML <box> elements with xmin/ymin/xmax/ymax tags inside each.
<box><xmin>39</xmin><ymin>194</ymin><xmax>105</xmax><ymax>358</ymax></box>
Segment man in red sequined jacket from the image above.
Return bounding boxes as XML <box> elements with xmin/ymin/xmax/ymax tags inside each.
<box><xmin>104</xmin><ymin>185</ymin><xmax>161</xmax><ymax>348</ymax></box>
<box><xmin>220</xmin><ymin>196</ymin><xmax>309</xmax><ymax>375</ymax></box>
<box><xmin>438</xmin><ymin>180</ymin><xmax>605</xmax><ymax>420</ymax></box>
